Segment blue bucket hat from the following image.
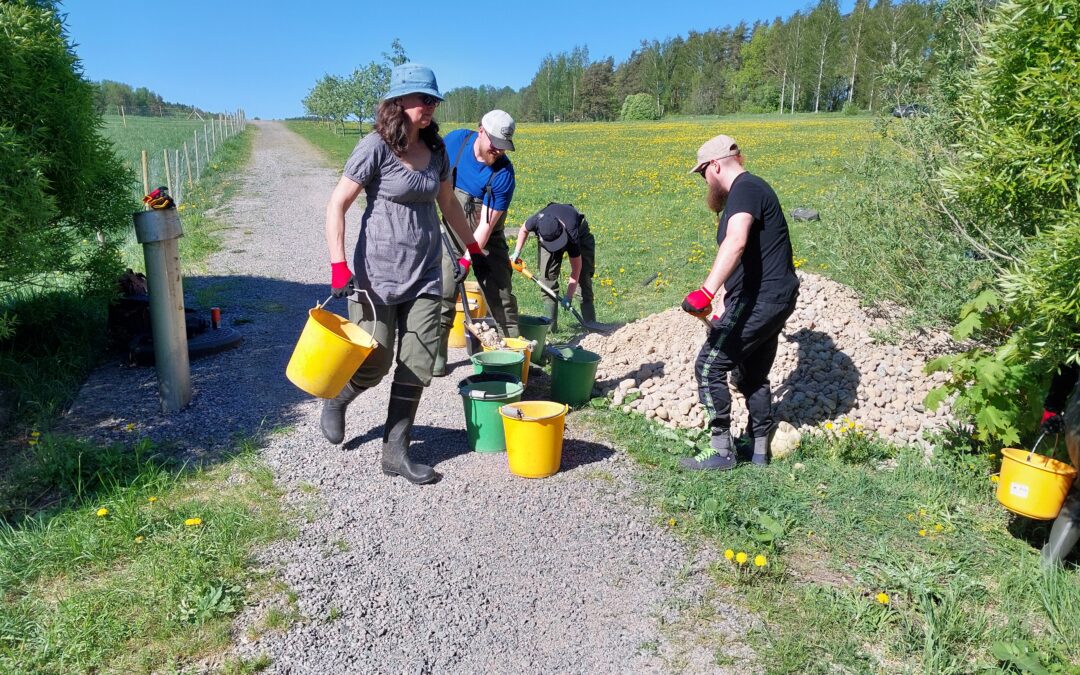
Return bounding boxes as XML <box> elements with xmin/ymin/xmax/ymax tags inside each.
<box><xmin>385</xmin><ymin>63</ymin><xmax>443</xmax><ymax>101</ymax></box>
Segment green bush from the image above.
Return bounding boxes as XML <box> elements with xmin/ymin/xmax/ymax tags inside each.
<box><xmin>922</xmin><ymin>0</ymin><xmax>1080</xmax><ymax>445</ymax></box>
<box><xmin>620</xmin><ymin>93</ymin><xmax>660</xmax><ymax>121</ymax></box>
<box><xmin>0</xmin><ymin>1</ymin><xmax>133</xmax><ymax>300</ymax></box>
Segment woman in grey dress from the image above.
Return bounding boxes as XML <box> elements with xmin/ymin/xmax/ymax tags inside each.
<box><xmin>321</xmin><ymin>63</ymin><xmax>486</xmax><ymax>485</ymax></box>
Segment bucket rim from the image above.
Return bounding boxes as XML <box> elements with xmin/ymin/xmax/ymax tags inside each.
<box><xmin>499</xmin><ymin>400</ymin><xmax>569</xmax><ymax>422</ymax></box>
<box><xmin>1001</xmin><ymin>447</ymin><xmax>1078</xmax><ymax>477</ymax></box>
<box><xmin>308</xmin><ymin>307</ymin><xmax>376</xmax><ymax>348</ymax></box>
<box><xmin>471</xmin><ymin>350</ymin><xmax>525</xmax><ymax>365</ymax></box>
<box><xmin>459</xmin><ymin>380</ymin><xmax>524</xmax><ymax>400</ymax></box>
<box><xmin>518</xmin><ymin>315</ymin><xmax>553</xmax><ymax>326</ymax></box>
<box><xmin>548</xmin><ymin>344</ymin><xmax>601</xmax><ymax>363</ymax></box>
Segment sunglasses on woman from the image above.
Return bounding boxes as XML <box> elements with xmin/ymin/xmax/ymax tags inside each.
<box><xmin>419</xmin><ymin>94</ymin><xmax>440</xmax><ymax>106</ymax></box>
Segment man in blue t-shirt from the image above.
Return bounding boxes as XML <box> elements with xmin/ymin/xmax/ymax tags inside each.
<box><xmin>435</xmin><ymin>110</ymin><xmax>521</xmax><ymax>376</ymax></box>
<box><xmin>679</xmin><ymin>134</ymin><xmax>800</xmax><ymax>470</ymax></box>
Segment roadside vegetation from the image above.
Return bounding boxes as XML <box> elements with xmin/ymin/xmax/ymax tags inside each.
<box><xmin>1</xmin><ymin>3</ymin><xmax>283</xmax><ymax>672</ymax></box>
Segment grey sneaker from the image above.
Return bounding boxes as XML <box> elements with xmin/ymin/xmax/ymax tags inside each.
<box><xmin>679</xmin><ymin>451</ymin><xmax>737</xmax><ymax>471</ymax></box>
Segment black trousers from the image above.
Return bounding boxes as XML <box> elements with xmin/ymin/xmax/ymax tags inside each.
<box><xmin>695</xmin><ymin>294</ymin><xmax>797</xmax><ymax>438</ymax></box>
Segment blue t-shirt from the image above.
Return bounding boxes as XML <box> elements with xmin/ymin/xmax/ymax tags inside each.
<box><xmin>443</xmin><ymin>128</ymin><xmax>516</xmax><ymax>211</ymax></box>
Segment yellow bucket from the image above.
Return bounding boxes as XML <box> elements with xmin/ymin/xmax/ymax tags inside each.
<box><xmin>997</xmin><ymin>446</ymin><xmax>1077</xmax><ymax>520</ymax></box>
<box><xmin>285</xmin><ymin>298</ymin><xmax>376</xmax><ymax>399</ymax></box>
<box><xmin>484</xmin><ymin>337</ymin><xmax>534</xmax><ymax>385</ymax></box>
<box><xmin>449</xmin><ymin>298</ymin><xmax>481</xmax><ymax>349</ymax></box>
<box><xmin>463</xmin><ymin>280</ymin><xmax>486</xmax><ymax>316</ymax></box>
<box><xmin>500</xmin><ymin>401</ymin><xmax>569</xmax><ymax>478</ymax></box>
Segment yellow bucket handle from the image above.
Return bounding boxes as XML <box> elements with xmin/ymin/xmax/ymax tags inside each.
<box><xmin>319</xmin><ymin>288</ymin><xmax>377</xmax><ymax>321</ymax></box>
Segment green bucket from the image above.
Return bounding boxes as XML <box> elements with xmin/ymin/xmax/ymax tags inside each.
<box><xmin>549</xmin><ymin>345</ymin><xmax>602</xmax><ymax>407</ymax></box>
<box><xmin>471</xmin><ymin>350</ymin><xmax>525</xmax><ymax>379</ymax></box>
<box><xmin>459</xmin><ymin>374</ymin><xmax>524</xmax><ymax>452</ymax></box>
<box><xmin>517</xmin><ymin>315</ymin><xmax>552</xmax><ymax>365</ymax></box>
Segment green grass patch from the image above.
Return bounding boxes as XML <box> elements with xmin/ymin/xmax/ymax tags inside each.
<box><xmin>285</xmin><ymin>116</ymin><xmax>881</xmax><ymax>345</ymax></box>
<box><xmin>579</xmin><ymin>402</ymin><xmax>1080</xmax><ymax>672</ymax></box>
<box><xmin>0</xmin><ymin>433</ymin><xmax>290</xmax><ymax>672</ymax></box>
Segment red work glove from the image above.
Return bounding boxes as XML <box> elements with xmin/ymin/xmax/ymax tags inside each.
<box><xmin>456</xmin><ymin>242</ymin><xmax>487</xmax><ymax>283</ymax></box>
<box><xmin>1041</xmin><ymin>409</ymin><xmax>1065</xmax><ymax>434</ymax></box>
<box><xmin>330</xmin><ymin>261</ymin><xmax>355</xmax><ymax>298</ymax></box>
<box><xmin>681</xmin><ymin>287</ymin><xmax>714</xmax><ymax>318</ymax></box>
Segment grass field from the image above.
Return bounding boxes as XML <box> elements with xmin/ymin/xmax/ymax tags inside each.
<box><xmin>287</xmin><ymin>116</ymin><xmax>877</xmax><ymax>341</ymax></box>
<box><xmin>100</xmin><ymin>115</ymin><xmax>212</xmax><ymax>196</ymax></box>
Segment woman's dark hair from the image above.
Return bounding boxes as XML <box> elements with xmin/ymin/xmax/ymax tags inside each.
<box><xmin>375</xmin><ymin>98</ymin><xmax>443</xmax><ymax>157</ymax></box>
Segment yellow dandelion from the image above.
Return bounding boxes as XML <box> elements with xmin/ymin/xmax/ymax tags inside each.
<box><xmin>934</xmin><ymin>523</ymin><xmax>943</xmax><ymax>532</ymax></box>
<box><xmin>918</xmin><ymin>529</ymin><xmax>927</xmax><ymax>537</ymax></box>
<box><xmin>905</xmin><ymin>513</ymin><xmax>915</xmax><ymax>521</ymax></box>
<box><xmin>876</xmin><ymin>592</ymin><xmax>890</xmax><ymax>605</ymax></box>
<box><xmin>735</xmin><ymin>551</ymin><xmax>748</xmax><ymax>565</ymax></box>
<box><xmin>990</xmin><ymin>475</ymin><xmax>1000</xmax><ymax>483</ymax></box>
<box><xmin>918</xmin><ymin>508</ymin><xmax>927</xmax><ymax>517</ymax></box>
<box><xmin>147</xmin><ymin>496</ymin><xmax>158</xmax><ymax>503</ymax></box>
<box><xmin>824</xmin><ymin>421</ymin><xmax>834</xmax><ymax>430</ymax></box>
<box><xmin>124</xmin><ymin>423</ymin><xmax>135</xmax><ymax>432</ymax></box>
<box><xmin>667</xmin><ymin>518</ymin><xmax>676</xmax><ymax>527</ymax></box>
<box><xmin>96</xmin><ymin>508</ymin><xmax>109</xmax><ymax>517</ymax></box>
<box><xmin>724</xmin><ymin>549</ymin><xmax>735</xmax><ymax>560</ymax></box>
<box><xmin>184</xmin><ymin>517</ymin><xmax>203</xmax><ymax>527</ymax></box>
<box><xmin>30</xmin><ymin>431</ymin><xmax>40</xmax><ymax>438</ymax></box>
<box><xmin>135</xmin><ymin>536</ymin><xmax>145</xmax><ymax>544</ymax></box>
<box><xmin>27</xmin><ymin>439</ymin><xmax>38</xmax><ymax>446</ymax></box>
<box><xmin>754</xmin><ymin>554</ymin><xmax>767</xmax><ymax>567</ymax></box>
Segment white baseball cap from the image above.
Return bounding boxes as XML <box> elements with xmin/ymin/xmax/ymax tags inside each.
<box><xmin>481</xmin><ymin>110</ymin><xmax>516</xmax><ymax>151</ymax></box>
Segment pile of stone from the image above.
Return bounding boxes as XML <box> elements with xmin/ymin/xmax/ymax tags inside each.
<box><xmin>580</xmin><ymin>271</ymin><xmax>958</xmax><ymax>447</ymax></box>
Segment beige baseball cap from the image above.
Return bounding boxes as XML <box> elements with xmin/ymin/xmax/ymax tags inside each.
<box><xmin>481</xmin><ymin>110</ymin><xmax>516</xmax><ymax>151</ymax></box>
<box><xmin>689</xmin><ymin>134</ymin><xmax>740</xmax><ymax>174</ymax></box>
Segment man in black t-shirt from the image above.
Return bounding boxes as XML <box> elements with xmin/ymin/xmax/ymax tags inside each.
<box><xmin>680</xmin><ymin>134</ymin><xmax>800</xmax><ymax>471</ymax></box>
<box><xmin>511</xmin><ymin>203</ymin><xmax>596</xmax><ymax>331</ymax></box>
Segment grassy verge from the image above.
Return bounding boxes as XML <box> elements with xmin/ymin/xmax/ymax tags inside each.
<box><xmin>0</xmin><ymin>433</ymin><xmax>289</xmax><ymax>672</ymax></box>
<box><xmin>0</xmin><ymin>127</ymin><xmax>254</xmax><ymax>434</ymax></box>
<box><xmin>579</xmin><ymin>401</ymin><xmax>1080</xmax><ymax>672</ymax></box>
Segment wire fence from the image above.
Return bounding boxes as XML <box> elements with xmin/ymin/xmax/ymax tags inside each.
<box><xmin>107</xmin><ymin>109</ymin><xmax>247</xmax><ymax>205</ymax></box>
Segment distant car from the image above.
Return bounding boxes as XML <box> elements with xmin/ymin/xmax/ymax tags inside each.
<box><xmin>891</xmin><ymin>103</ymin><xmax>929</xmax><ymax>118</ymax></box>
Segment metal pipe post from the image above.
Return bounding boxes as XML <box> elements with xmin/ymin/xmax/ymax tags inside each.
<box><xmin>132</xmin><ymin>208</ymin><xmax>191</xmax><ymax>412</ymax></box>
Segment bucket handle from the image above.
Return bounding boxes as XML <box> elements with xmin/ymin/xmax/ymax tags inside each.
<box><xmin>319</xmin><ymin>289</ymin><xmax>377</xmax><ymax>323</ymax></box>
<box><xmin>1026</xmin><ymin>432</ymin><xmax>1048</xmax><ymax>463</ymax></box>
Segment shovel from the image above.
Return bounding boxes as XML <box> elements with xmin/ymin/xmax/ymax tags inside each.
<box><xmin>511</xmin><ymin>260</ymin><xmax>612</xmax><ymax>334</ymax></box>
<box><xmin>440</xmin><ymin>228</ymin><xmax>488</xmax><ymax>342</ymax></box>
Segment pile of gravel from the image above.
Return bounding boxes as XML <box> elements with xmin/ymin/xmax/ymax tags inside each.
<box><xmin>581</xmin><ymin>271</ymin><xmax>958</xmax><ymax>447</ymax></box>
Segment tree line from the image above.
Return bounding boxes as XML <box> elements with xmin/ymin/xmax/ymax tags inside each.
<box><xmin>440</xmin><ymin>0</ymin><xmax>937</xmax><ymax>122</ymax></box>
<box><xmin>301</xmin><ymin>39</ymin><xmax>407</xmax><ymax>134</ymax></box>
<box><xmin>92</xmin><ymin>80</ymin><xmax>211</xmax><ymax>118</ymax></box>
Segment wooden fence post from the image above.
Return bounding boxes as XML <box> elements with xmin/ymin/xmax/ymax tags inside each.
<box><xmin>173</xmin><ymin>149</ymin><xmax>181</xmax><ymax>203</ymax></box>
<box><xmin>141</xmin><ymin>149</ymin><xmax>149</xmax><ymax>207</ymax></box>
<box><xmin>184</xmin><ymin>142</ymin><xmax>193</xmax><ymax>189</ymax></box>
<box><xmin>193</xmin><ymin>130</ymin><xmax>200</xmax><ymax>181</ymax></box>
<box><xmin>203</xmin><ymin>124</ymin><xmax>210</xmax><ymax>164</ymax></box>
<box><xmin>163</xmin><ymin>148</ymin><xmax>172</xmax><ymax>192</ymax></box>
<box><xmin>120</xmin><ymin>104</ymin><xmax>127</xmax><ymax>128</ymax></box>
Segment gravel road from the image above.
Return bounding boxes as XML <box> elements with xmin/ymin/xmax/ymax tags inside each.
<box><xmin>62</xmin><ymin>121</ymin><xmax>755</xmax><ymax>673</ymax></box>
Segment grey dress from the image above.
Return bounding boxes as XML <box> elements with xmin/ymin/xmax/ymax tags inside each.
<box><xmin>343</xmin><ymin>133</ymin><xmax>450</xmax><ymax>305</ymax></box>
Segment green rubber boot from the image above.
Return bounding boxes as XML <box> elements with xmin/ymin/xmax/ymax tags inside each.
<box><xmin>320</xmin><ymin>381</ymin><xmax>364</xmax><ymax>445</ymax></box>
<box><xmin>432</xmin><ymin>330</ymin><xmax>450</xmax><ymax>377</ymax></box>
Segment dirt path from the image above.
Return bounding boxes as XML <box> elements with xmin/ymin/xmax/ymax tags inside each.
<box><xmin>63</xmin><ymin>121</ymin><xmax>754</xmax><ymax>673</ymax></box>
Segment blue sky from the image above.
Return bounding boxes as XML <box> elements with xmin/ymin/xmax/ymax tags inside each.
<box><xmin>64</xmin><ymin>0</ymin><xmax>854</xmax><ymax>120</ymax></box>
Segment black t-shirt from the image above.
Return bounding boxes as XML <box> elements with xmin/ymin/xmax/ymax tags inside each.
<box><xmin>524</xmin><ymin>202</ymin><xmax>589</xmax><ymax>257</ymax></box>
<box><xmin>716</xmin><ymin>172</ymin><xmax>799</xmax><ymax>303</ymax></box>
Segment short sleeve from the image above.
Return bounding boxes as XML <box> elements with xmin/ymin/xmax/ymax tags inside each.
<box><xmin>523</xmin><ymin>213</ymin><xmax>539</xmax><ymax>233</ymax></box>
<box><xmin>437</xmin><ymin>146</ymin><xmax>450</xmax><ymax>183</ymax></box>
<box><xmin>726</xmin><ymin>177</ymin><xmax>763</xmax><ymax>223</ymax></box>
<box><xmin>566</xmin><ymin>241</ymin><xmax>581</xmax><ymax>258</ymax></box>
<box><xmin>486</xmin><ymin>164</ymin><xmax>516</xmax><ymax>211</ymax></box>
<box><xmin>342</xmin><ymin>134</ymin><xmax>384</xmax><ymax>186</ymax></box>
